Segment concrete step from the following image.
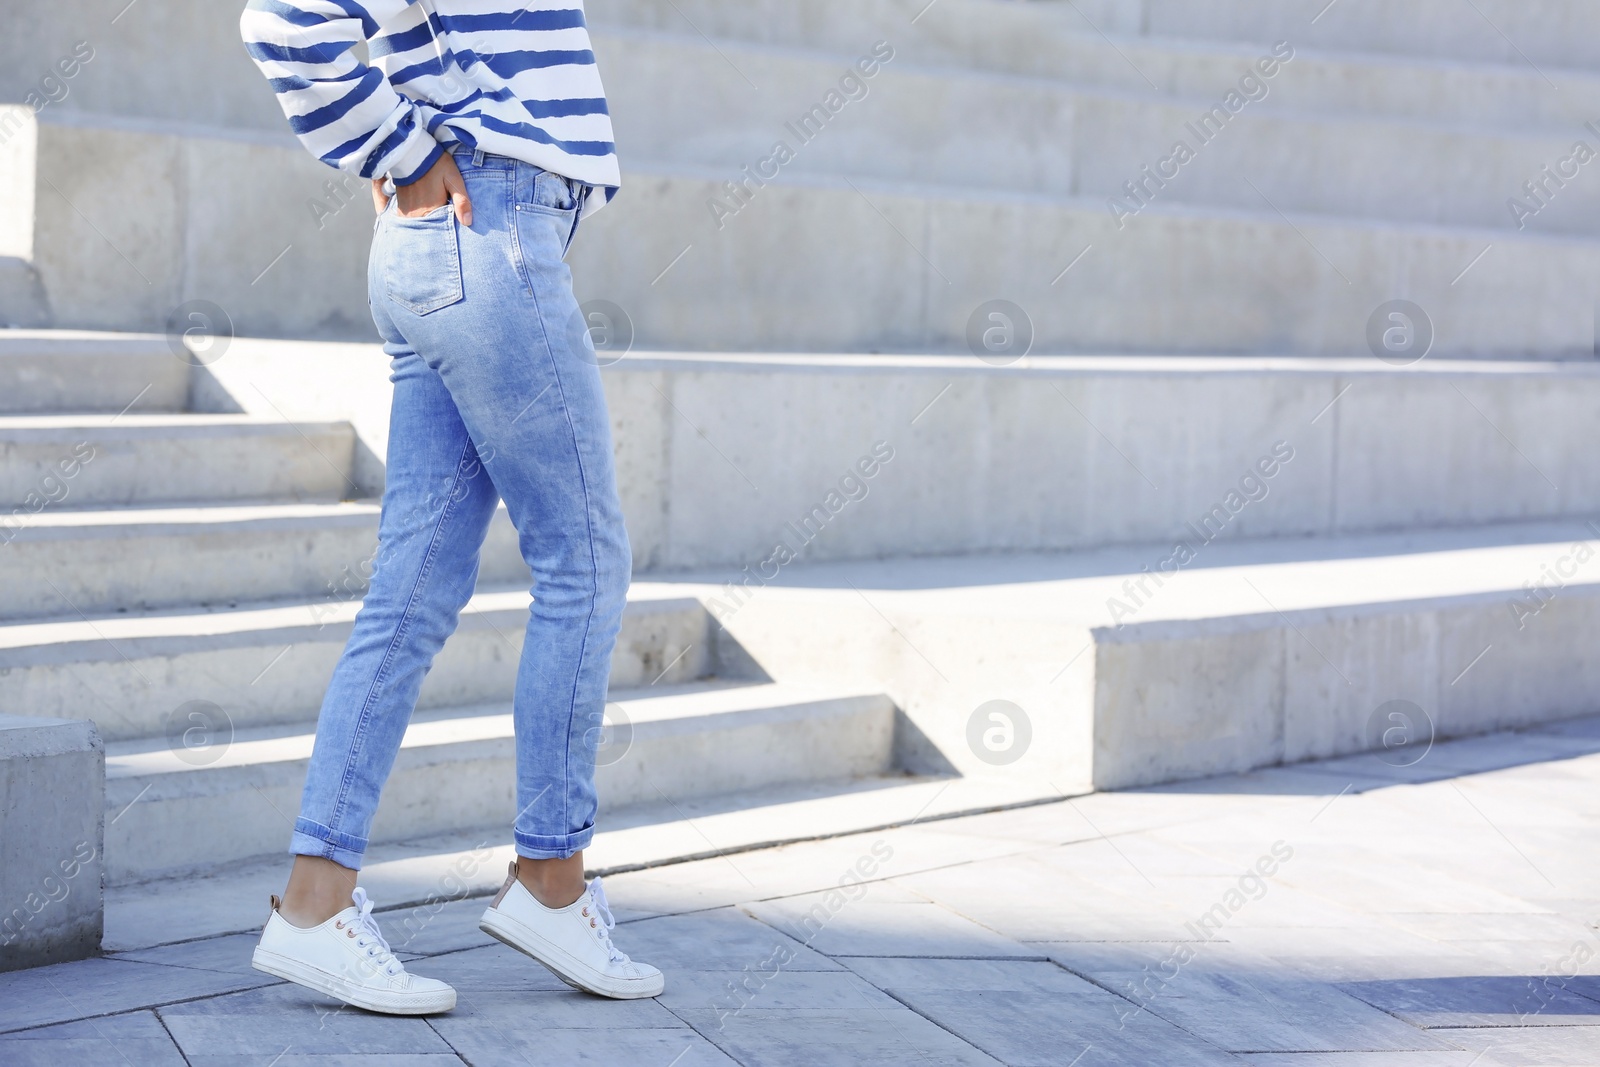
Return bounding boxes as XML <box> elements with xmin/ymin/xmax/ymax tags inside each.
<box><xmin>0</xmin><ymin>500</ymin><xmax>530</xmax><ymax>620</ymax></box>
<box><xmin>600</xmin><ymin>31</ymin><xmax>1600</xmax><ymax>239</ymax></box>
<box><xmin>17</xmin><ymin>0</ymin><xmax>1599</xmax><ymax>142</ymax></box>
<box><xmin>0</xmin><ymin>331</ymin><xmax>186</xmax><ymax>414</ymax></box>
<box><xmin>1133</xmin><ymin>0</ymin><xmax>1600</xmax><ymax>71</ymax></box>
<box><xmin>677</xmin><ymin>517</ymin><xmax>1600</xmax><ymax>794</ymax></box>
<box><xmin>103</xmin><ymin>770</ymin><xmax>1062</xmax><ymax>949</ymax></box>
<box><xmin>101</xmin><ymin>681</ymin><xmax>898</xmax><ymax>884</ymax></box>
<box><xmin>593</xmin><ymin>2</ymin><xmax>1600</xmax><ymax>129</ymax></box>
<box><xmin>154</xmin><ymin>341</ymin><xmax>1600</xmax><ymax>569</ymax></box>
<box><xmin>10</xmin><ymin>107</ymin><xmax>1600</xmax><ymax>354</ymax></box>
<box><xmin>0</xmin><ymin>414</ymin><xmax>356</xmax><ymax>508</ymax></box>
<box><xmin>0</xmin><ymin>586</ymin><xmax>716</xmax><ymax>743</ymax></box>
<box><xmin>597</xmin><ymin>0</ymin><xmax>1600</xmax><ymax>74</ymax></box>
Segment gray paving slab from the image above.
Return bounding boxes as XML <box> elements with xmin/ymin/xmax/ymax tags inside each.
<box><xmin>1235</xmin><ymin>1056</ymin><xmax>1481</xmax><ymax>1065</ymax></box>
<box><xmin>875</xmin><ymin>988</ymin><xmax>1240</xmax><ymax>1067</ymax></box>
<box><xmin>659</xmin><ymin>968</ymin><xmax>906</xmax><ymax>1016</ymax></box>
<box><xmin>672</xmin><ymin>1007</ymin><xmax>1005</xmax><ymax>1067</ymax></box>
<box><xmin>112</xmin><ymin>931</ymin><xmax>264</xmax><ymax>976</ymax></box>
<box><xmin>0</xmin><ymin>955</ymin><xmax>277</xmax><ymax>1034</ymax></box>
<box><xmin>833</xmin><ymin>957</ymin><xmax>1239</xmax><ymax>1065</ymax></box>
<box><xmin>404</xmin><ymin>944</ymin><xmax>572</xmax><ymax>992</ymax></box>
<box><xmin>1039</xmin><ymin>941</ymin><xmax>1237</xmax><ymax>976</ymax></box>
<box><xmin>615</xmin><ymin>907</ymin><xmax>843</xmax><ymax>972</ymax></box>
<box><xmin>447</xmin><ymin>987</ymin><xmax>685</xmax><ymax>1029</ymax></box>
<box><xmin>429</xmin><ymin>1021</ymin><xmax>738</xmax><ymax>1066</ymax></box>
<box><xmin>837</xmin><ymin>956</ymin><xmax>1103</xmax><ymax>994</ymax></box>
<box><xmin>1338</xmin><ymin>974</ymin><xmax>1600</xmax><ymax>1028</ymax></box>
<box><xmin>744</xmin><ymin>894</ymin><xmax>1040</xmax><ymax>959</ymax></box>
<box><xmin>1102</xmin><ymin>970</ymin><xmax>1460</xmax><ymax>1053</ymax></box>
<box><xmin>156</xmin><ymin>984</ymin><xmax>458</xmax><ymax>1057</ymax></box>
<box><xmin>0</xmin><ymin>1010</ymin><xmax>187</xmax><ymax>1066</ymax></box>
<box><xmin>187</xmin><ymin>1056</ymin><xmax>461</xmax><ymax>1066</ymax></box>
<box><xmin>1435</xmin><ymin>1025</ymin><xmax>1600</xmax><ymax>1066</ymax></box>
<box><xmin>380</xmin><ymin>895</ymin><xmax>500</xmax><ymax>957</ymax></box>
<box><xmin>1384</xmin><ymin>912</ymin><xmax>1594</xmax><ymax>943</ymax></box>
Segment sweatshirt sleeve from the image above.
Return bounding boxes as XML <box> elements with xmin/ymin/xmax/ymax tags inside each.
<box><xmin>240</xmin><ymin>0</ymin><xmax>443</xmax><ymax>186</ymax></box>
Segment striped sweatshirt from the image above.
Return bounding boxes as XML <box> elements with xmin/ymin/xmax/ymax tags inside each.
<box><xmin>240</xmin><ymin>1</ymin><xmax>618</xmax><ymax>216</ymax></box>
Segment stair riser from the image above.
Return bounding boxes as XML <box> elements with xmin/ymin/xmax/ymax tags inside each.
<box><xmin>604</xmin><ymin>0</ymin><xmax>1600</xmax><ymax>71</ymax></box>
<box><xmin>0</xmin><ymin>425</ymin><xmax>356</xmax><ymax>509</ymax></box>
<box><xmin>0</xmin><ymin>349</ymin><xmax>188</xmax><ymax>415</ymax></box>
<box><xmin>0</xmin><ymin>509</ymin><xmax>528</xmax><ymax>620</ymax></box>
<box><xmin>1073</xmin><ymin>98</ymin><xmax>1600</xmax><ymax>238</ymax></box>
<box><xmin>1093</xmin><ymin>584</ymin><xmax>1600</xmax><ymax>789</ymax></box>
<box><xmin>3</xmin><ymin>599</ymin><xmax>713</xmax><ymax>743</ymax></box>
<box><xmin>102</xmin><ymin>697</ymin><xmax>894</xmax><ymax>882</ymax></box>
<box><xmin>1139</xmin><ymin>0</ymin><xmax>1600</xmax><ymax>69</ymax></box>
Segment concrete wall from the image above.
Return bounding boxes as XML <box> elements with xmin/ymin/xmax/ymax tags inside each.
<box><xmin>0</xmin><ymin>716</ymin><xmax>103</xmax><ymax>971</ymax></box>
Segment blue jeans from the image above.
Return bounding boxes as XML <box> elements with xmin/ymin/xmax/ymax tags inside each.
<box><xmin>290</xmin><ymin>149</ymin><xmax>631</xmax><ymax>867</ymax></box>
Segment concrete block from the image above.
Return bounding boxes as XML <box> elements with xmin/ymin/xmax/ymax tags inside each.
<box><xmin>0</xmin><ymin>591</ymin><xmax>713</xmax><ymax>743</ymax></box>
<box><xmin>0</xmin><ymin>715</ymin><xmax>103</xmax><ymax>971</ymax></box>
<box><xmin>0</xmin><ymin>501</ymin><xmax>527</xmax><ymax>620</ymax></box>
<box><xmin>1141</xmin><ymin>0</ymin><xmax>1600</xmax><ymax>69</ymax></box>
<box><xmin>1086</xmin><ymin>582</ymin><xmax>1600</xmax><ymax>790</ymax></box>
<box><xmin>0</xmin><ymin>332</ymin><xmax>186</xmax><ymax>414</ymax></box>
<box><xmin>0</xmin><ymin>415</ymin><xmax>356</xmax><ymax>508</ymax></box>
<box><xmin>101</xmin><ymin>683</ymin><xmax>894</xmax><ymax>882</ymax></box>
<box><xmin>1093</xmin><ymin>617</ymin><xmax>1287</xmax><ymax>788</ymax></box>
<box><xmin>192</xmin><ymin>345</ymin><xmax>1600</xmax><ymax>568</ymax></box>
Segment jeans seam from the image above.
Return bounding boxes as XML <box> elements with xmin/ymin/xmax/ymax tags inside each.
<box><xmin>323</xmin><ymin>435</ymin><xmax>479</xmax><ymax>851</ymax></box>
<box><xmin>519</xmin><ymin>242</ymin><xmax>603</xmax><ymax>844</ymax></box>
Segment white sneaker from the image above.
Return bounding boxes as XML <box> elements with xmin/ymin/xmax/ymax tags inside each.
<box><xmin>251</xmin><ymin>887</ymin><xmax>456</xmax><ymax>1015</ymax></box>
<box><xmin>479</xmin><ymin>862</ymin><xmax>663</xmax><ymax>999</ymax></box>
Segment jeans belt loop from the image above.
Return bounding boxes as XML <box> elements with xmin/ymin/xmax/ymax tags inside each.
<box><xmin>472</xmin><ymin>147</ymin><xmax>485</xmax><ymax>167</ymax></box>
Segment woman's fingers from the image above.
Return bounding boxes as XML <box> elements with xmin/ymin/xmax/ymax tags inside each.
<box><xmin>441</xmin><ymin>156</ymin><xmax>473</xmax><ymax>226</ymax></box>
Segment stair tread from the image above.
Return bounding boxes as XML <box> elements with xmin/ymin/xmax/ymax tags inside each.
<box><xmin>0</xmin><ymin>413</ymin><xmax>349</xmax><ymax>432</ymax></box>
<box><xmin>0</xmin><ymin>582</ymin><xmax>701</xmax><ymax>655</ymax></box>
<box><xmin>658</xmin><ymin>517</ymin><xmax>1600</xmax><ymax>630</ymax></box>
<box><xmin>104</xmin><ymin>681</ymin><xmax>889</xmax><ymax>778</ymax></box>
<box><xmin>9</xmin><ymin>332</ymin><xmax>1600</xmax><ymax>375</ymax></box>
<box><xmin>2</xmin><ymin>498</ymin><xmax>382</xmax><ymax>534</ymax></box>
<box><xmin>0</xmin><ymin>328</ymin><xmax>169</xmax><ymax>349</ymax></box>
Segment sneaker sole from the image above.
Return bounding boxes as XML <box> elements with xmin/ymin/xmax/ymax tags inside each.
<box><xmin>478</xmin><ymin>908</ymin><xmax>664</xmax><ymax>1000</ymax></box>
<box><xmin>251</xmin><ymin>946</ymin><xmax>457</xmax><ymax>1015</ymax></box>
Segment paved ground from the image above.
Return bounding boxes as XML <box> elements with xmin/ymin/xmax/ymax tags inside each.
<box><xmin>3</xmin><ymin>716</ymin><xmax>1599</xmax><ymax>1065</ymax></box>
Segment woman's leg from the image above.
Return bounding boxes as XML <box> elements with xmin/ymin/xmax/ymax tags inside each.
<box><xmin>357</xmin><ymin>150</ymin><xmax>656</xmax><ymax>999</ymax></box>
<box><xmin>371</xmin><ymin>153</ymin><xmax>630</xmax><ymax>901</ymax></box>
<box><xmin>282</xmin><ymin>342</ymin><xmax>501</xmax><ymax>925</ymax></box>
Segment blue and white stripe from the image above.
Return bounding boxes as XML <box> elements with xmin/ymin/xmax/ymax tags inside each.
<box><xmin>241</xmin><ymin>0</ymin><xmax>618</xmax><ymax>216</ymax></box>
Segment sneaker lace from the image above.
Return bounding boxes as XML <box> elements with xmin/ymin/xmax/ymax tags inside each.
<box><xmin>587</xmin><ymin>877</ymin><xmax>630</xmax><ymax>965</ymax></box>
<box><xmin>348</xmin><ymin>887</ymin><xmax>402</xmax><ymax>977</ymax></box>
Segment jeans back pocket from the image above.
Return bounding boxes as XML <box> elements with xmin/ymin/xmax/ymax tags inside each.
<box><xmin>384</xmin><ymin>205</ymin><xmax>465</xmax><ymax>316</ymax></box>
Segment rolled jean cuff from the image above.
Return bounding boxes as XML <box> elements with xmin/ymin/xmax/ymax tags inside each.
<box><xmin>514</xmin><ymin>824</ymin><xmax>594</xmax><ymax>860</ymax></box>
<box><xmin>290</xmin><ymin>818</ymin><xmax>368</xmax><ymax>871</ymax></box>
